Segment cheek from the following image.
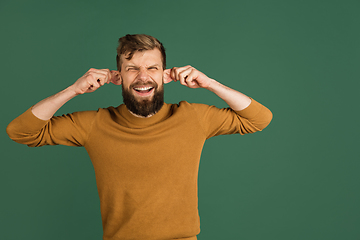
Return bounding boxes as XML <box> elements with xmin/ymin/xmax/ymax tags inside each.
<box><xmin>121</xmin><ymin>73</ymin><xmax>135</xmax><ymax>87</ymax></box>
<box><xmin>149</xmin><ymin>72</ymin><xmax>164</xmax><ymax>83</ymax></box>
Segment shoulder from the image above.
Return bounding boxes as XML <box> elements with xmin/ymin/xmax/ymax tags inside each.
<box><xmin>167</xmin><ymin>101</ymin><xmax>229</xmax><ymax>124</ymax></box>
<box><xmin>172</xmin><ymin>101</ymin><xmax>231</xmax><ymax>116</ymax></box>
<box><xmin>169</xmin><ymin>101</ymin><xmax>213</xmax><ymax>111</ymax></box>
<box><xmin>59</xmin><ymin>106</ymin><xmax>118</xmax><ymax>125</ymax></box>
<box><xmin>165</xmin><ymin>101</ymin><xmax>207</xmax><ymax>117</ymax></box>
<box><xmin>75</xmin><ymin>106</ymin><xmax>118</xmax><ymax>115</ymax></box>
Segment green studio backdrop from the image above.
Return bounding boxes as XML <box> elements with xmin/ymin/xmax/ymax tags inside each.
<box><xmin>1</xmin><ymin>0</ymin><xmax>359</xmax><ymax>239</ymax></box>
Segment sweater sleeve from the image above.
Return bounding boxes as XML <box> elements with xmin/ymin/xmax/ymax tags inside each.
<box><xmin>191</xmin><ymin>98</ymin><xmax>273</xmax><ymax>139</ymax></box>
<box><xmin>6</xmin><ymin>107</ymin><xmax>97</xmax><ymax>147</ymax></box>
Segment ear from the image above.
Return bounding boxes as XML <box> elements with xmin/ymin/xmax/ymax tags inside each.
<box><xmin>110</xmin><ymin>70</ymin><xmax>122</xmax><ymax>85</ymax></box>
<box><xmin>163</xmin><ymin>69</ymin><xmax>173</xmax><ymax>84</ymax></box>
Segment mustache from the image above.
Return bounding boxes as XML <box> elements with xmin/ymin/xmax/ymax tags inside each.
<box><xmin>130</xmin><ymin>80</ymin><xmax>158</xmax><ymax>89</ymax></box>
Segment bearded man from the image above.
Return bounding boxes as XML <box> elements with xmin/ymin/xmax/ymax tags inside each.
<box><xmin>7</xmin><ymin>34</ymin><xmax>272</xmax><ymax>240</ymax></box>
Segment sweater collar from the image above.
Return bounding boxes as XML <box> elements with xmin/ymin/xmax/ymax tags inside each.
<box><xmin>116</xmin><ymin>103</ymin><xmax>171</xmax><ymax>128</ymax></box>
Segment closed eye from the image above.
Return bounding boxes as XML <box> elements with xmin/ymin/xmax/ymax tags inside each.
<box><xmin>127</xmin><ymin>67</ymin><xmax>138</xmax><ymax>71</ymax></box>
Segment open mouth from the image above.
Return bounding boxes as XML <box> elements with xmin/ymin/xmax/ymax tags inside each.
<box><xmin>134</xmin><ymin>86</ymin><xmax>154</xmax><ymax>92</ymax></box>
<box><xmin>133</xmin><ymin>86</ymin><xmax>155</xmax><ymax>96</ymax></box>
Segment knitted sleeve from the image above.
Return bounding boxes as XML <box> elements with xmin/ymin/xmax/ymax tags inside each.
<box><xmin>190</xmin><ymin>99</ymin><xmax>273</xmax><ymax>139</ymax></box>
<box><xmin>6</xmin><ymin>108</ymin><xmax>97</xmax><ymax>147</ymax></box>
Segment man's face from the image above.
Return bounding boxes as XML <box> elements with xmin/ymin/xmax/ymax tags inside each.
<box><xmin>120</xmin><ymin>49</ymin><xmax>165</xmax><ymax>117</ymax></box>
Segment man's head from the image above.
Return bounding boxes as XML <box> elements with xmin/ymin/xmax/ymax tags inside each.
<box><xmin>116</xmin><ymin>34</ymin><xmax>166</xmax><ymax>72</ymax></box>
<box><xmin>114</xmin><ymin>34</ymin><xmax>168</xmax><ymax>117</ymax></box>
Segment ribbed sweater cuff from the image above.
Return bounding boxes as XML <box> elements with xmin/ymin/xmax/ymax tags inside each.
<box><xmin>235</xmin><ymin>98</ymin><xmax>264</xmax><ymax>119</ymax></box>
<box><xmin>17</xmin><ymin>107</ymin><xmax>49</xmax><ymax>131</ymax></box>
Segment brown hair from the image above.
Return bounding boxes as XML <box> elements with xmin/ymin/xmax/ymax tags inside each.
<box><xmin>116</xmin><ymin>34</ymin><xmax>166</xmax><ymax>71</ymax></box>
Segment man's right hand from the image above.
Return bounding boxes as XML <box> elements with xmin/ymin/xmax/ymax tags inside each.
<box><xmin>31</xmin><ymin>68</ymin><xmax>121</xmax><ymax>120</ymax></box>
<box><xmin>71</xmin><ymin>68</ymin><xmax>121</xmax><ymax>95</ymax></box>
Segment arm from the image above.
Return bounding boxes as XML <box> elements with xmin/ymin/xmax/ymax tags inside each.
<box><xmin>203</xmin><ymin>79</ymin><xmax>252</xmax><ymax>111</ymax></box>
<box><xmin>164</xmin><ymin>65</ymin><xmax>272</xmax><ymax>133</ymax></box>
<box><xmin>7</xmin><ymin>68</ymin><xmax>121</xmax><ymax>145</ymax></box>
<box><xmin>31</xmin><ymin>68</ymin><xmax>120</xmax><ymax>120</ymax></box>
<box><xmin>164</xmin><ymin>65</ymin><xmax>254</xmax><ymax>111</ymax></box>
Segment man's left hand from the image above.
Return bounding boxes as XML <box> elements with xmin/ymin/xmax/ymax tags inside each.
<box><xmin>164</xmin><ymin>66</ymin><xmax>213</xmax><ymax>89</ymax></box>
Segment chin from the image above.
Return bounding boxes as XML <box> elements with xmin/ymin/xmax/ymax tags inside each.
<box><xmin>122</xmin><ymin>86</ymin><xmax>164</xmax><ymax>117</ymax></box>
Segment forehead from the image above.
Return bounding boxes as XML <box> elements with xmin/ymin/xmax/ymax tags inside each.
<box><xmin>121</xmin><ymin>48</ymin><xmax>162</xmax><ymax>67</ymax></box>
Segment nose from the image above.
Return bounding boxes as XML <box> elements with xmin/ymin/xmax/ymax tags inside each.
<box><xmin>138</xmin><ymin>68</ymin><xmax>149</xmax><ymax>80</ymax></box>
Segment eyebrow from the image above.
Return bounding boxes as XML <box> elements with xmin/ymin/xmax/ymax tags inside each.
<box><xmin>124</xmin><ymin>64</ymin><xmax>161</xmax><ymax>68</ymax></box>
<box><xmin>148</xmin><ymin>64</ymin><xmax>160</xmax><ymax>67</ymax></box>
<box><xmin>124</xmin><ymin>64</ymin><xmax>137</xmax><ymax>68</ymax></box>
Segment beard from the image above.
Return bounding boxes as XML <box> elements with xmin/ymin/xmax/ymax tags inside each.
<box><xmin>122</xmin><ymin>81</ymin><xmax>164</xmax><ymax>117</ymax></box>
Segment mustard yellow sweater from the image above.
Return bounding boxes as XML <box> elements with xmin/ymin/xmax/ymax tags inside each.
<box><xmin>7</xmin><ymin>100</ymin><xmax>272</xmax><ymax>240</ymax></box>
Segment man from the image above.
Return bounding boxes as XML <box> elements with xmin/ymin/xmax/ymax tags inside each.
<box><xmin>7</xmin><ymin>34</ymin><xmax>272</xmax><ymax>240</ymax></box>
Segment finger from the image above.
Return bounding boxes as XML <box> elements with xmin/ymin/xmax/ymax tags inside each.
<box><xmin>95</xmin><ymin>74</ymin><xmax>106</xmax><ymax>87</ymax></box>
<box><xmin>170</xmin><ymin>67</ymin><xmax>177</xmax><ymax>81</ymax></box>
<box><xmin>185</xmin><ymin>70</ymin><xmax>199</xmax><ymax>88</ymax></box>
<box><xmin>171</xmin><ymin>65</ymin><xmax>192</xmax><ymax>82</ymax></box>
<box><xmin>88</xmin><ymin>72</ymin><xmax>107</xmax><ymax>89</ymax></box>
<box><xmin>178</xmin><ymin>67</ymin><xmax>193</xmax><ymax>86</ymax></box>
<box><xmin>88</xmin><ymin>80</ymin><xmax>100</xmax><ymax>92</ymax></box>
<box><xmin>89</xmin><ymin>68</ymin><xmax>110</xmax><ymax>75</ymax></box>
<box><xmin>89</xmin><ymin>68</ymin><xmax>111</xmax><ymax>84</ymax></box>
<box><xmin>105</xmin><ymin>69</ymin><xmax>113</xmax><ymax>84</ymax></box>
<box><xmin>98</xmin><ymin>69</ymin><xmax>112</xmax><ymax>84</ymax></box>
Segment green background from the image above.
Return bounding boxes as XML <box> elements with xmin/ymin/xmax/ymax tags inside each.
<box><xmin>1</xmin><ymin>0</ymin><xmax>359</xmax><ymax>239</ymax></box>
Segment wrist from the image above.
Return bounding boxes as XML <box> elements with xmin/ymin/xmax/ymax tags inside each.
<box><xmin>204</xmin><ymin>78</ymin><xmax>216</xmax><ymax>90</ymax></box>
<box><xmin>67</xmin><ymin>84</ymin><xmax>82</xmax><ymax>97</ymax></box>
<box><xmin>205</xmin><ymin>78</ymin><xmax>220</xmax><ymax>92</ymax></box>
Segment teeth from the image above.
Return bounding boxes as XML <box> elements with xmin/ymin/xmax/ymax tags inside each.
<box><xmin>134</xmin><ymin>86</ymin><xmax>153</xmax><ymax>91</ymax></box>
